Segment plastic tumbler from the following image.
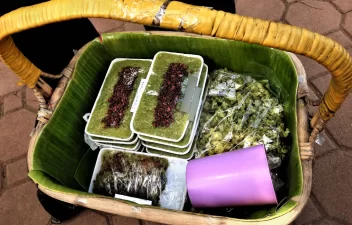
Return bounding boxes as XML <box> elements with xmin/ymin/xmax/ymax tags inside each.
<box><xmin>186</xmin><ymin>145</ymin><xmax>277</xmax><ymax>208</ymax></box>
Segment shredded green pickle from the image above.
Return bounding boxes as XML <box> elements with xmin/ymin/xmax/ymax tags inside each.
<box><xmin>133</xmin><ymin>53</ymin><xmax>203</xmax><ymax>141</ymax></box>
<box><xmin>87</xmin><ymin>60</ymin><xmax>151</xmax><ymax>139</ymax></box>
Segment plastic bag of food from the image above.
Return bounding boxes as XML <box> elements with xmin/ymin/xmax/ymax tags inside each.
<box><xmin>271</xmin><ymin>172</ymin><xmax>284</xmax><ymax>191</ymax></box>
<box><xmin>93</xmin><ymin>151</ymin><xmax>168</xmax><ymax>205</ymax></box>
<box><xmin>196</xmin><ymin>69</ymin><xmax>290</xmax><ymax>159</ymax></box>
<box><xmin>267</xmin><ymin>154</ymin><xmax>282</xmax><ymax>170</ymax></box>
<box><xmin>208</xmin><ymin>71</ymin><xmax>253</xmax><ymax>99</ymax></box>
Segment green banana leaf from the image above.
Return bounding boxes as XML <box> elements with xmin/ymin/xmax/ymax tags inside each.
<box><xmin>30</xmin><ymin>32</ymin><xmax>301</xmax><ymax>220</ymax></box>
<box><xmin>74</xmin><ymin>148</ymin><xmax>100</xmax><ymax>191</ymax></box>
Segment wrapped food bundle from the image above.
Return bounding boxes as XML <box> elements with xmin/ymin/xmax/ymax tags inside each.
<box><xmin>89</xmin><ymin>149</ymin><xmax>188</xmax><ymax>210</ymax></box>
<box><xmin>93</xmin><ymin>151</ymin><xmax>168</xmax><ymax>205</ymax></box>
<box><xmin>84</xmin><ymin>59</ymin><xmax>153</xmax><ymax>151</ymax></box>
<box><xmin>196</xmin><ymin>69</ymin><xmax>290</xmax><ymax>159</ymax></box>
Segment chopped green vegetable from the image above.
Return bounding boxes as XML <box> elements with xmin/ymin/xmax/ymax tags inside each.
<box><xmin>197</xmin><ymin>69</ymin><xmax>290</xmax><ymax>159</ymax></box>
<box><xmin>87</xmin><ymin>60</ymin><xmax>151</xmax><ymax>139</ymax></box>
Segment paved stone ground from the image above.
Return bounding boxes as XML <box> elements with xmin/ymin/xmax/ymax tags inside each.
<box><xmin>1</xmin><ymin>1</ymin><xmax>352</xmax><ymax>225</ymax></box>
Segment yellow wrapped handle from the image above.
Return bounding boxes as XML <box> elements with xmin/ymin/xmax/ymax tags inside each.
<box><xmin>0</xmin><ymin>0</ymin><xmax>351</xmax><ymax>128</ymax></box>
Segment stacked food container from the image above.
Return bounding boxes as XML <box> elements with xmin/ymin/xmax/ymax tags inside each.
<box><xmin>132</xmin><ymin>52</ymin><xmax>208</xmax><ymax>159</ymax></box>
<box><xmin>84</xmin><ymin>52</ymin><xmax>210</xmax><ymax>210</ymax></box>
<box><xmin>85</xmin><ymin>52</ymin><xmax>208</xmax><ymax>158</ymax></box>
<box><xmin>84</xmin><ymin>59</ymin><xmax>153</xmax><ymax>152</ymax></box>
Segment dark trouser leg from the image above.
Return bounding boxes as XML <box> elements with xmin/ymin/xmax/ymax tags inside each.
<box><xmin>11</xmin><ymin>18</ymin><xmax>99</xmax><ymax>90</ymax></box>
<box><xmin>12</xmin><ymin>18</ymin><xmax>99</xmax><ymax>75</ymax></box>
<box><xmin>37</xmin><ymin>189</ymin><xmax>82</xmax><ymax>224</ymax></box>
<box><xmin>145</xmin><ymin>0</ymin><xmax>236</xmax><ymax>31</ymax></box>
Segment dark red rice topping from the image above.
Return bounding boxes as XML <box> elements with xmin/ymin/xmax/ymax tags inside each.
<box><xmin>153</xmin><ymin>63</ymin><xmax>188</xmax><ymax>127</ymax></box>
<box><xmin>102</xmin><ymin>67</ymin><xmax>139</xmax><ymax>128</ymax></box>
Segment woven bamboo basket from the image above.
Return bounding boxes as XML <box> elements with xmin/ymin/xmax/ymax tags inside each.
<box><xmin>1</xmin><ymin>0</ymin><xmax>352</xmax><ymax>224</ymax></box>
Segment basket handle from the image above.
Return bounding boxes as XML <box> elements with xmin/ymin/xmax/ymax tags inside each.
<box><xmin>0</xmin><ymin>0</ymin><xmax>351</xmax><ymax>141</ymax></box>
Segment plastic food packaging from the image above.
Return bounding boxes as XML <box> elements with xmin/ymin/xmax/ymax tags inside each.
<box><xmin>140</xmin><ymin>65</ymin><xmax>209</xmax><ymax>159</ymax></box>
<box><xmin>96</xmin><ymin>140</ymin><xmax>142</xmax><ymax>151</ymax></box>
<box><xmin>144</xmin><ymin>126</ymin><xmax>200</xmax><ymax>160</ymax></box>
<box><xmin>186</xmin><ymin>145</ymin><xmax>277</xmax><ymax>208</ymax></box>
<box><xmin>146</xmin><ymin>146</ymin><xmax>195</xmax><ymax>160</ymax></box>
<box><xmin>83</xmin><ymin>114</ymin><xmax>142</xmax><ymax>151</ymax></box>
<box><xmin>141</xmin><ymin>105</ymin><xmax>202</xmax><ymax>156</ymax></box>
<box><xmin>138</xmin><ymin>65</ymin><xmax>208</xmax><ymax>149</ymax></box>
<box><xmin>85</xmin><ymin>59</ymin><xmax>152</xmax><ymax>141</ymax></box>
<box><xmin>196</xmin><ymin>69</ymin><xmax>290</xmax><ymax>160</ymax></box>
<box><xmin>89</xmin><ymin>134</ymin><xmax>139</xmax><ymax>145</ymax></box>
<box><xmin>270</xmin><ymin>172</ymin><xmax>284</xmax><ymax>192</ymax></box>
<box><xmin>315</xmin><ymin>132</ymin><xmax>326</xmax><ymax>146</ymax></box>
<box><xmin>89</xmin><ymin>148</ymin><xmax>188</xmax><ymax>210</ymax></box>
<box><xmin>84</xmin><ymin>133</ymin><xmax>99</xmax><ymax>151</ymax></box>
<box><xmin>131</xmin><ymin>52</ymin><xmax>204</xmax><ymax>142</ymax></box>
<box><xmin>267</xmin><ymin>154</ymin><xmax>282</xmax><ymax>170</ymax></box>
<box><xmin>83</xmin><ymin>59</ymin><xmax>153</xmax><ymax>152</ymax></box>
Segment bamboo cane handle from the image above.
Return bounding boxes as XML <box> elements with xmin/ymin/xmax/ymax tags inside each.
<box><xmin>0</xmin><ymin>0</ymin><xmax>351</xmax><ymax>133</ymax></box>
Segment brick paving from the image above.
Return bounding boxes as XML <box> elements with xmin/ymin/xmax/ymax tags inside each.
<box><xmin>1</xmin><ymin>1</ymin><xmax>352</xmax><ymax>225</ymax></box>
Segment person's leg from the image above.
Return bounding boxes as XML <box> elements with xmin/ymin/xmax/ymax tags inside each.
<box><xmin>183</xmin><ymin>0</ymin><xmax>236</xmax><ymax>13</ymax></box>
<box><xmin>37</xmin><ymin>189</ymin><xmax>82</xmax><ymax>224</ymax></box>
<box><xmin>12</xmin><ymin>19</ymin><xmax>99</xmax><ymax>75</ymax></box>
<box><xmin>145</xmin><ymin>0</ymin><xmax>236</xmax><ymax>31</ymax></box>
<box><xmin>1</xmin><ymin>0</ymin><xmax>99</xmax><ymax>75</ymax></box>
<box><xmin>2</xmin><ymin>2</ymin><xmax>98</xmax><ymax>222</ymax></box>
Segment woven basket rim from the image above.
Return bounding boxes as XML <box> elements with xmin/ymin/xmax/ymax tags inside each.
<box><xmin>28</xmin><ymin>32</ymin><xmax>312</xmax><ymax>225</ymax></box>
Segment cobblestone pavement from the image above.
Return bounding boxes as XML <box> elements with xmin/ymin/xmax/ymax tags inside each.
<box><xmin>1</xmin><ymin>1</ymin><xmax>352</xmax><ymax>225</ymax></box>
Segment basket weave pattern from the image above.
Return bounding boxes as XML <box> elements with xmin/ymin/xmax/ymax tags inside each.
<box><xmin>0</xmin><ymin>1</ymin><xmax>352</xmax><ymax>225</ymax></box>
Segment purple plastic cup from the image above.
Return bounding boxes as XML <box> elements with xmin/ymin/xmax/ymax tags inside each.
<box><xmin>186</xmin><ymin>145</ymin><xmax>277</xmax><ymax>208</ymax></box>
